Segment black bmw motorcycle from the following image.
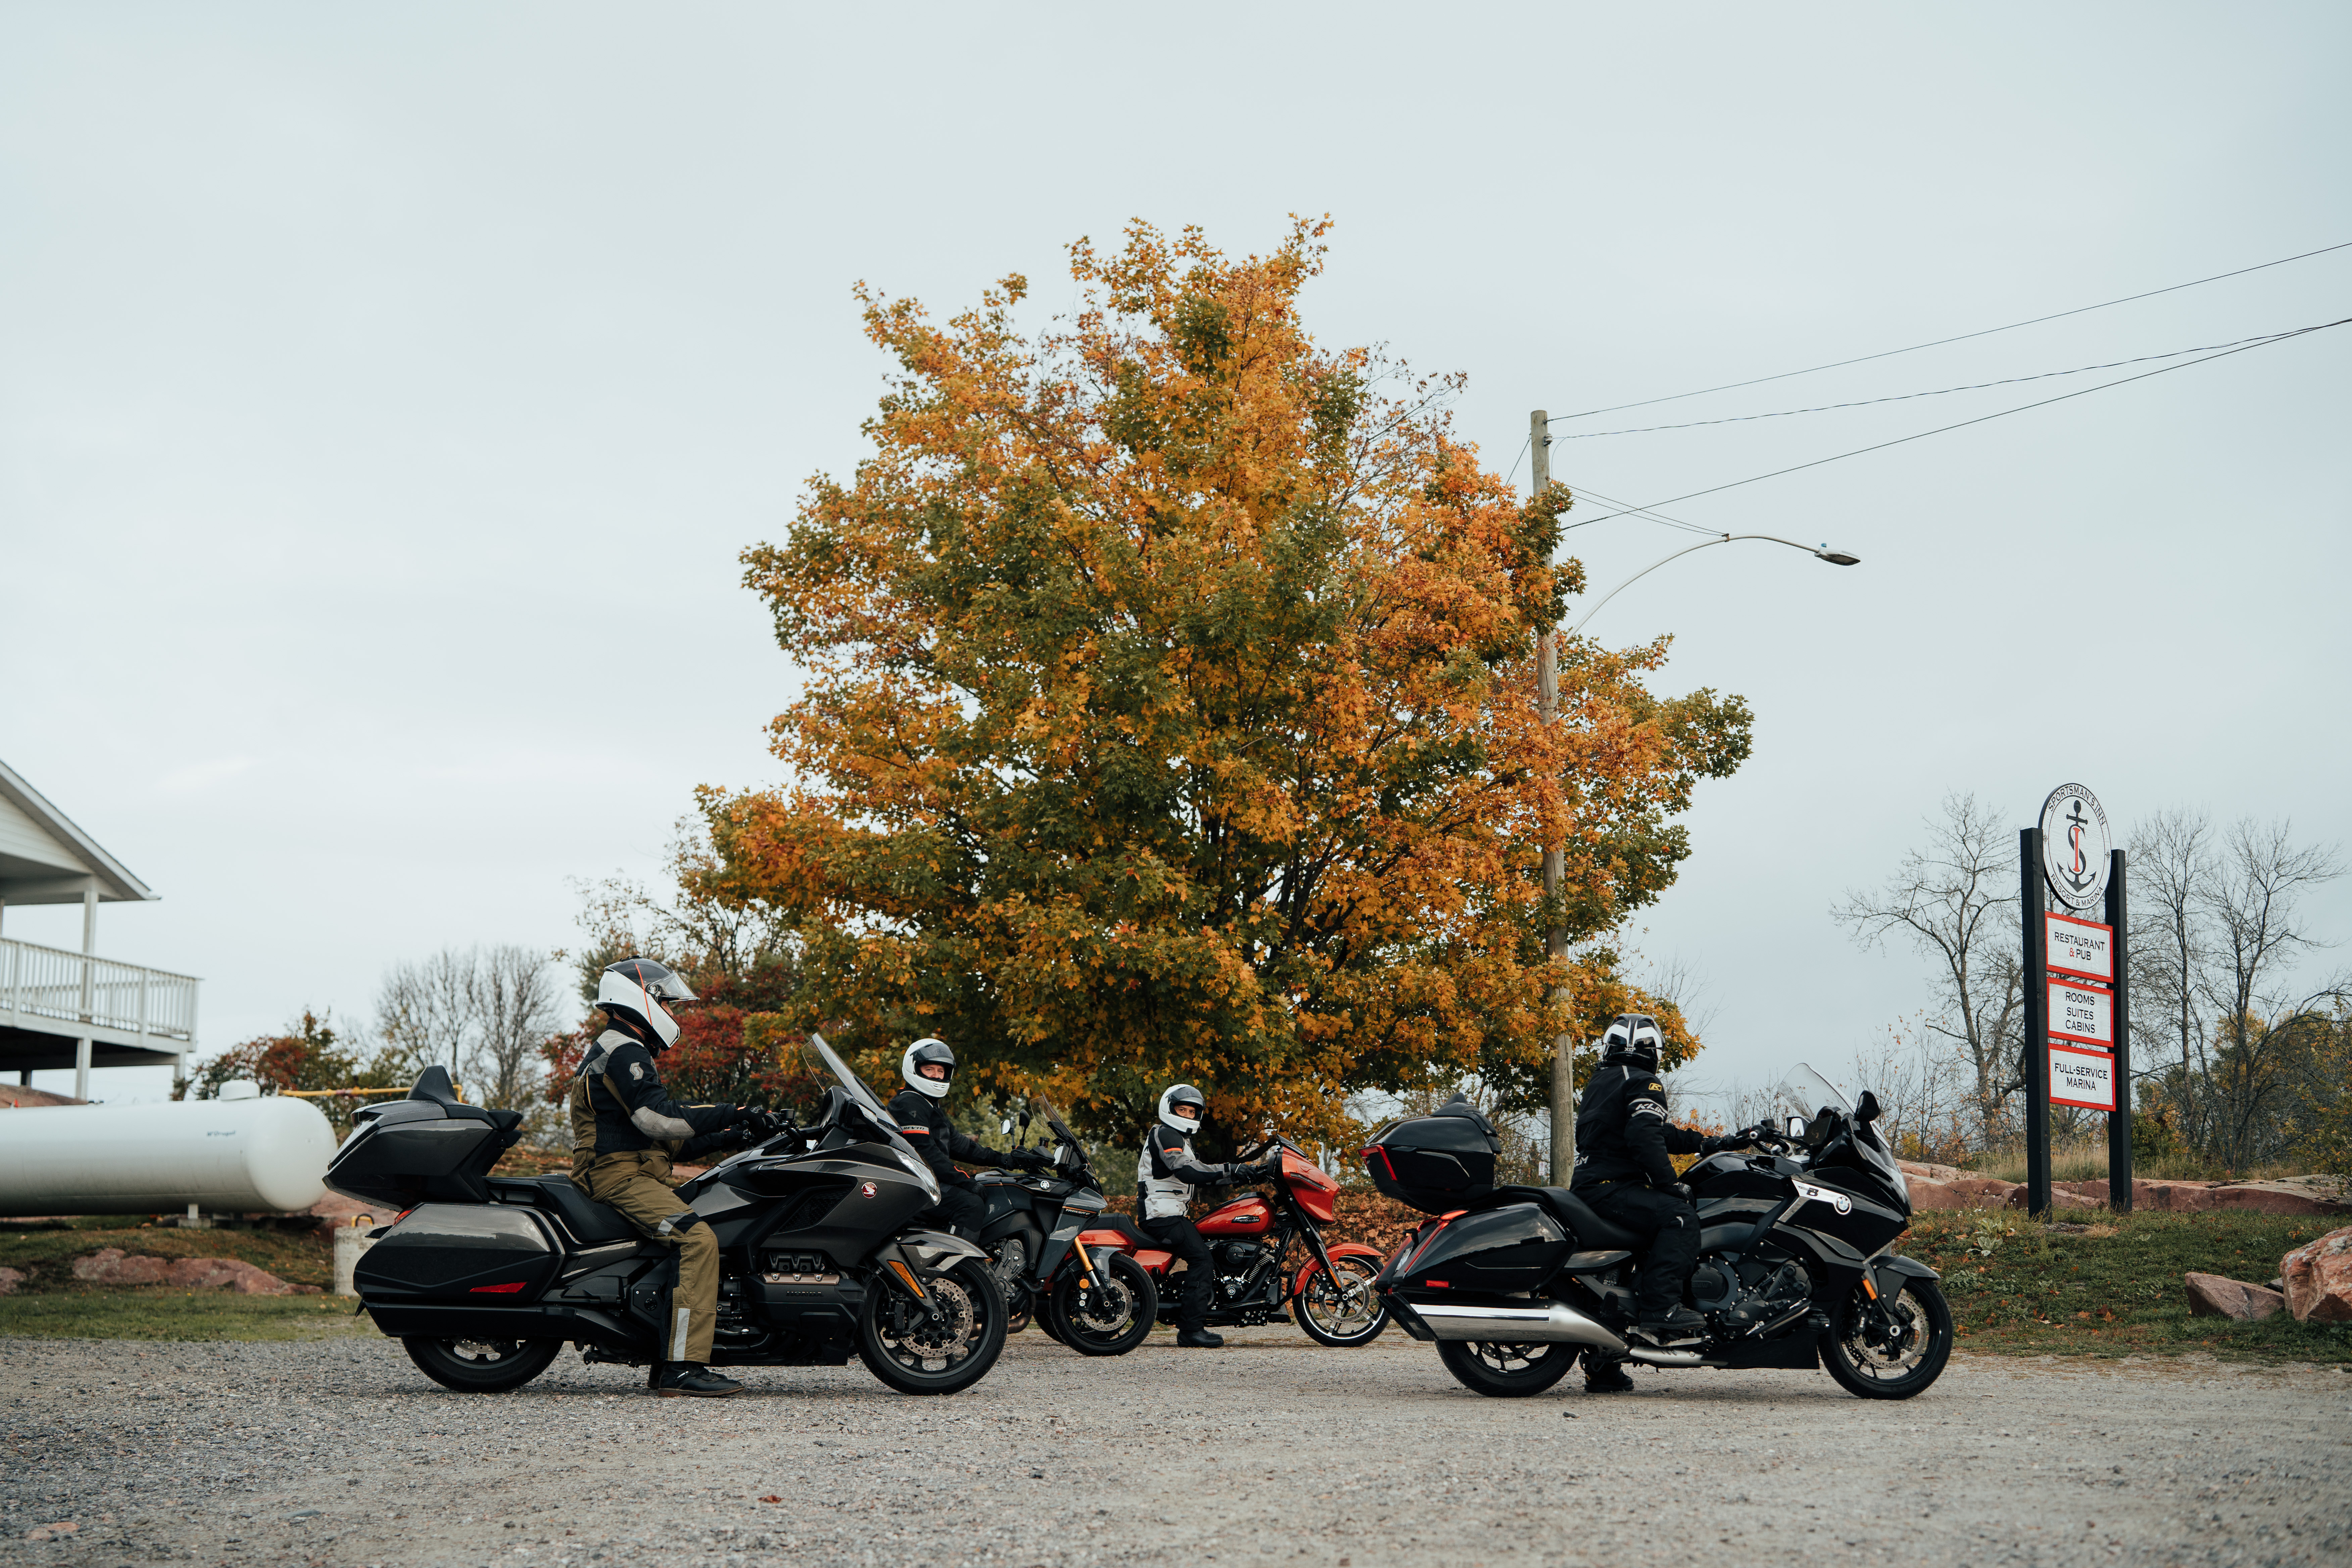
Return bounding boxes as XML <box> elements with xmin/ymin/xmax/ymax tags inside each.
<box><xmin>972</xmin><ymin>1101</ymin><xmax>1159</xmax><ymax>1355</ymax></box>
<box><xmin>329</xmin><ymin>1035</ymin><xmax>1008</xmax><ymax>1396</ymax></box>
<box><xmin>1368</xmin><ymin>1066</ymin><xmax>1952</xmax><ymax>1400</ymax></box>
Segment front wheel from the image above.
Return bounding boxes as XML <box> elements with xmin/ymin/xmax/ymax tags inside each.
<box><xmin>1296</xmin><ymin>1257</ymin><xmax>1389</xmax><ymax>1347</ymax></box>
<box><xmin>402</xmin><ymin>1336</ymin><xmax>560</xmax><ymax>1393</ymax></box>
<box><xmin>857</xmin><ymin>1257</ymin><xmax>1007</xmax><ymax>1395</ymax></box>
<box><xmin>1434</xmin><ymin>1339</ymin><xmax>1579</xmax><ymax>1398</ymax></box>
<box><xmin>1820</xmin><ymin>1277</ymin><xmax>1953</xmax><ymax>1400</ymax></box>
<box><xmin>1046</xmin><ymin>1252</ymin><xmax>1159</xmax><ymax>1357</ymax></box>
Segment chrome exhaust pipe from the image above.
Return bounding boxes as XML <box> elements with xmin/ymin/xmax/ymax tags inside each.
<box><xmin>1623</xmin><ymin>1346</ymin><xmax>1704</xmax><ymax>1366</ymax></box>
<box><xmin>1416</xmin><ymin>1299</ymin><xmax>1627</xmax><ymax>1352</ymax></box>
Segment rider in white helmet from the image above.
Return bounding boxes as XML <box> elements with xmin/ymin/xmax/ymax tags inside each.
<box><xmin>884</xmin><ymin>1037</ymin><xmax>1051</xmax><ymax>1239</ymax></box>
<box><xmin>1137</xmin><ymin>1084</ymin><xmax>1278</xmax><ymax>1348</ymax></box>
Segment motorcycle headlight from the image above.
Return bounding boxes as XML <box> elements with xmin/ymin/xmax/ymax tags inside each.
<box><xmin>893</xmin><ymin>1147</ymin><xmax>940</xmax><ymax>1201</ymax></box>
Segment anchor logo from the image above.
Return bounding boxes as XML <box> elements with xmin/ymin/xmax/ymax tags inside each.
<box><xmin>2063</xmin><ymin>800</ymin><xmax>2093</xmax><ymax>894</ymax></box>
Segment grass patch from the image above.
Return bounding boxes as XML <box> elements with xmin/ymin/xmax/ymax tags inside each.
<box><xmin>0</xmin><ymin>1219</ymin><xmax>333</xmax><ymax>1291</ymax></box>
<box><xmin>1906</xmin><ymin>1208</ymin><xmax>2352</xmax><ymax>1364</ymax></box>
<box><xmin>0</xmin><ymin>1289</ymin><xmax>377</xmax><ymax>1342</ymax></box>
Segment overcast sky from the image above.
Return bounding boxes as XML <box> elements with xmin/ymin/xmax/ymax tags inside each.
<box><xmin>6</xmin><ymin>4</ymin><xmax>2347</xmax><ymax>1112</ymax></box>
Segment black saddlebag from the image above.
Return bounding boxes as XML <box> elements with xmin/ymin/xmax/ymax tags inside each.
<box><xmin>1362</xmin><ymin>1095</ymin><xmax>1503</xmax><ymax>1215</ymax></box>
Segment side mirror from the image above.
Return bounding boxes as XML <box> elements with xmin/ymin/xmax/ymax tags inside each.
<box><xmin>1855</xmin><ymin>1090</ymin><xmax>1883</xmax><ymax>1124</ymax></box>
<box><xmin>1786</xmin><ymin>1115</ymin><xmax>1808</xmax><ymax>1140</ymax></box>
<box><xmin>1000</xmin><ymin>1117</ymin><xmax>1016</xmax><ymax>1137</ymax></box>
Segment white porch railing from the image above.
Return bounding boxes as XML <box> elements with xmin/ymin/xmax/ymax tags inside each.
<box><xmin>0</xmin><ymin>936</ymin><xmax>198</xmax><ymax>1043</ymax></box>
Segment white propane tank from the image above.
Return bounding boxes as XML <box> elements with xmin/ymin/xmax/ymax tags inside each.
<box><xmin>0</xmin><ymin>1089</ymin><xmax>337</xmax><ymax>1216</ymax></box>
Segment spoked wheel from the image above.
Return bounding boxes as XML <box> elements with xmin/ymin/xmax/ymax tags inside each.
<box><xmin>1045</xmin><ymin>1252</ymin><xmax>1159</xmax><ymax>1357</ymax></box>
<box><xmin>1295</xmin><ymin>1257</ymin><xmax>1389</xmax><ymax>1348</ymax></box>
<box><xmin>857</xmin><ymin>1258</ymin><xmax>1008</xmax><ymax>1394</ymax></box>
<box><xmin>402</xmin><ymin>1336</ymin><xmax>561</xmax><ymax>1393</ymax></box>
<box><xmin>1434</xmin><ymin>1339</ymin><xmax>1580</xmax><ymax>1398</ymax></box>
<box><xmin>1820</xmin><ymin>1278</ymin><xmax>1953</xmax><ymax>1400</ymax></box>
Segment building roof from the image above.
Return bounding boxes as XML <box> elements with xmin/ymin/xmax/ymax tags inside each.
<box><xmin>0</xmin><ymin>758</ymin><xmax>157</xmax><ymax>906</ymax></box>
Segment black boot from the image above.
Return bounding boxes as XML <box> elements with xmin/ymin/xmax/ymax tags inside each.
<box><xmin>654</xmin><ymin>1363</ymin><xmax>743</xmax><ymax>1398</ymax></box>
<box><xmin>1175</xmin><ymin>1328</ymin><xmax>1225</xmax><ymax>1348</ymax></box>
<box><xmin>1632</xmin><ymin>1306</ymin><xmax>1708</xmax><ymax>1345</ymax></box>
<box><xmin>1582</xmin><ymin>1354</ymin><xmax>1634</xmax><ymax>1393</ymax></box>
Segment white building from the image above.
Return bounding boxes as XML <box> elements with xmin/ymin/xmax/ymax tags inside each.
<box><xmin>0</xmin><ymin>758</ymin><xmax>199</xmax><ymax>1099</ymax></box>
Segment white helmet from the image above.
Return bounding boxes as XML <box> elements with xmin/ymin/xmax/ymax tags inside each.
<box><xmin>1600</xmin><ymin>1013</ymin><xmax>1663</xmax><ymax>1071</ymax></box>
<box><xmin>1158</xmin><ymin>1083</ymin><xmax>1207</xmax><ymax>1135</ymax></box>
<box><xmin>596</xmin><ymin>957</ymin><xmax>696</xmax><ymax>1051</ymax></box>
<box><xmin>901</xmin><ymin>1037</ymin><xmax>955</xmax><ymax>1099</ymax></box>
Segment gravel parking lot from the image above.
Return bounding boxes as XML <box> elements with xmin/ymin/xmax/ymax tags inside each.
<box><xmin>3</xmin><ymin>1324</ymin><xmax>2345</xmax><ymax>1568</ymax></box>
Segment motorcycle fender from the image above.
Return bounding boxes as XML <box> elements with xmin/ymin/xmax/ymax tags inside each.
<box><xmin>1870</xmin><ymin>1253</ymin><xmax>1940</xmax><ymax>1301</ymax></box>
<box><xmin>1288</xmin><ymin>1241</ymin><xmax>1385</xmax><ymax>1301</ymax></box>
<box><xmin>870</xmin><ymin>1230</ymin><xmax>984</xmax><ymax>1303</ymax></box>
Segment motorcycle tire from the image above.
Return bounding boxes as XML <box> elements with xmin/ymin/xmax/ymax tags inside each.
<box><xmin>1820</xmin><ymin>1277</ymin><xmax>1954</xmax><ymax>1400</ymax></box>
<box><xmin>402</xmin><ymin>1335</ymin><xmax>561</xmax><ymax>1394</ymax></box>
<box><xmin>857</xmin><ymin>1257</ymin><xmax>1008</xmax><ymax>1395</ymax></box>
<box><xmin>1434</xmin><ymin>1339</ymin><xmax>1579</xmax><ymax>1398</ymax></box>
<box><xmin>1294</xmin><ymin>1256</ymin><xmax>1388</xmax><ymax>1348</ymax></box>
<box><xmin>1045</xmin><ymin>1252</ymin><xmax>1159</xmax><ymax>1357</ymax></box>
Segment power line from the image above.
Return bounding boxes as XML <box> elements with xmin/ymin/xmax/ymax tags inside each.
<box><xmin>1550</xmin><ymin>326</ymin><xmax>2311</xmax><ymax>440</ymax></box>
<box><xmin>1560</xmin><ymin>314</ymin><xmax>2350</xmax><ymax>530</ymax></box>
<box><xmin>1546</xmin><ymin>239</ymin><xmax>2352</xmax><ymax>425</ymax></box>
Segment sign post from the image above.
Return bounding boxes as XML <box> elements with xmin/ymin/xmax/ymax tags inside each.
<box><xmin>2022</xmin><ymin>786</ymin><xmax>2130</xmax><ymax>1217</ymax></box>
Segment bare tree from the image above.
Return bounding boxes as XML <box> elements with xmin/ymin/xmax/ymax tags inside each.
<box><xmin>473</xmin><ymin>945</ymin><xmax>563</xmax><ymax>1113</ymax></box>
<box><xmin>375</xmin><ymin>944</ymin><xmax>566</xmax><ymax>1113</ymax></box>
<box><xmin>1831</xmin><ymin>793</ymin><xmax>2026</xmax><ymax>1141</ymax></box>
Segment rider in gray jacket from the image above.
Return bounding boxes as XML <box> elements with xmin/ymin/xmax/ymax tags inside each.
<box><xmin>1137</xmin><ymin>1084</ymin><xmax>1275</xmax><ymax>1348</ymax></box>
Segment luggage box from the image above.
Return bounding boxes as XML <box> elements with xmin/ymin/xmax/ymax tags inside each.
<box><xmin>1361</xmin><ymin>1097</ymin><xmax>1502</xmax><ymax>1215</ymax></box>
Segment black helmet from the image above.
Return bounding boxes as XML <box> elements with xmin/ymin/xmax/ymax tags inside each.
<box><xmin>1600</xmin><ymin>1013</ymin><xmax>1663</xmax><ymax>1073</ymax></box>
<box><xmin>901</xmin><ymin>1037</ymin><xmax>956</xmax><ymax>1099</ymax></box>
<box><xmin>597</xmin><ymin>957</ymin><xmax>697</xmax><ymax>1051</ymax></box>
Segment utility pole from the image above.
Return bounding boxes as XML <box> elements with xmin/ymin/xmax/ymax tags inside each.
<box><xmin>1534</xmin><ymin>408</ymin><xmax>1576</xmax><ymax>1184</ymax></box>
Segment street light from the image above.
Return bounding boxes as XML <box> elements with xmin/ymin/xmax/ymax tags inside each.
<box><xmin>1568</xmin><ymin>533</ymin><xmax>1860</xmax><ymax>637</ymax></box>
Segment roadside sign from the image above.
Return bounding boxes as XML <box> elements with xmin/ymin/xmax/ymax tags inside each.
<box><xmin>2049</xmin><ymin>1044</ymin><xmax>2117</xmax><ymax>1112</ymax></box>
<box><xmin>2049</xmin><ymin>978</ymin><xmax>2115</xmax><ymax>1048</ymax></box>
<box><xmin>2039</xmin><ymin>784</ymin><xmax>2111</xmax><ymax>910</ymax></box>
<box><xmin>2046</xmin><ymin>912</ymin><xmax>2114</xmax><ymax>983</ymax></box>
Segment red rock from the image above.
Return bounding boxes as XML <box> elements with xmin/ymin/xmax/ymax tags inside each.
<box><xmin>1899</xmin><ymin>1160</ymin><xmax>1968</xmax><ymax>1184</ymax></box>
<box><xmin>1947</xmin><ymin>1177</ymin><xmax>2021</xmax><ymax>1207</ymax></box>
<box><xmin>71</xmin><ymin>1248</ymin><xmax>171</xmax><ymax>1285</ymax></box>
<box><xmin>2005</xmin><ymin>1186</ymin><xmax>2098</xmax><ymax>1212</ymax></box>
<box><xmin>0</xmin><ymin>1266</ymin><xmax>23</xmax><ymax>1295</ymax></box>
<box><xmin>164</xmin><ymin>1257</ymin><xmax>294</xmax><ymax>1295</ymax></box>
<box><xmin>2203</xmin><ymin>1181</ymin><xmax>2352</xmax><ymax>1217</ymax></box>
<box><xmin>2184</xmin><ymin>1272</ymin><xmax>2287</xmax><ymax>1321</ymax></box>
<box><xmin>1906</xmin><ymin>1178</ymin><xmax>1967</xmax><ymax>1211</ymax></box>
<box><xmin>2281</xmin><ymin>1225</ymin><xmax>2352</xmax><ymax>1325</ymax></box>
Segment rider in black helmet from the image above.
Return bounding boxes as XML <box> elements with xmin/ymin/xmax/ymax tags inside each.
<box><xmin>1571</xmin><ymin>1013</ymin><xmax>1754</xmax><ymax>1388</ymax></box>
<box><xmin>885</xmin><ymin>1037</ymin><xmax>1052</xmax><ymax>1240</ymax></box>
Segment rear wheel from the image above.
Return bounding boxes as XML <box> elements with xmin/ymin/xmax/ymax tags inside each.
<box><xmin>1295</xmin><ymin>1257</ymin><xmax>1389</xmax><ymax>1347</ymax></box>
<box><xmin>402</xmin><ymin>1336</ymin><xmax>560</xmax><ymax>1393</ymax></box>
<box><xmin>1046</xmin><ymin>1252</ymin><xmax>1159</xmax><ymax>1357</ymax></box>
<box><xmin>1820</xmin><ymin>1278</ymin><xmax>1953</xmax><ymax>1400</ymax></box>
<box><xmin>1434</xmin><ymin>1339</ymin><xmax>1578</xmax><ymax>1398</ymax></box>
<box><xmin>857</xmin><ymin>1258</ymin><xmax>1007</xmax><ymax>1395</ymax></box>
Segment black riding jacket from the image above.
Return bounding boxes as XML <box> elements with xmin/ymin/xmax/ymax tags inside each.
<box><xmin>573</xmin><ymin>1027</ymin><xmax>740</xmax><ymax>1161</ymax></box>
<box><xmin>1571</xmin><ymin>1059</ymin><xmax>1707</xmax><ymax>1192</ymax></box>
<box><xmin>887</xmin><ymin>1089</ymin><xmax>1016</xmax><ymax>1192</ymax></box>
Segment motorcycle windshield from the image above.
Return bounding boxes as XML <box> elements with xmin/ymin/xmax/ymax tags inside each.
<box><xmin>1776</xmin><ymin>1062</ymin><xmax>1853</xmax><ymax>1121</ymax></box>
<box><xmin>800</xmin><ymin>1032</ymin><xmax>939</xmax><ymax>1200</ymax></box>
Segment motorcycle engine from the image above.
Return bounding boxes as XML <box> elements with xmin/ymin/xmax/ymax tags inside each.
<box><xmin>1213</xmin><ymin>1240</ymin><xmax>1267</xmax><ymax>1304</ymax></box>
<box><xmin>1689</xmin><ymin>1256</ymin><xmax>1811</xmax><ymax>1334</ymax></box>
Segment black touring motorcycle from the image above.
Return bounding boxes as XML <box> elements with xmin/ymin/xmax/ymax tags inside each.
<box><xmin>971</xmin><ymin>1100</ymin><xmax>1160</xmax><ymax>1355</ymax></box>
<box><xmin>329</xmin><ymin>1035</ymin><xmax>1008</xmax><ymax>1396</ymax></box>
<box><xmin>1366</xmin><ymin>1066</ymin><xmax>1952</xmax><ymax>1400</ymax></box>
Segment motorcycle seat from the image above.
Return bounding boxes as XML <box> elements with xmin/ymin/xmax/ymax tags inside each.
<box><xmin>1495</xmin><ymin>1185</ymin><xmax>1646</xmax><ymax>1252</ymax></box>
<box><xmin>487</xmin><ymin>1175</ymin><xmax>642</xmax><ymax>1248</ymax></box>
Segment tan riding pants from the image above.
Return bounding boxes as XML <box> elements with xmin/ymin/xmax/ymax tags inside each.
<box><xmin>579</xmin><ymin>1150</ymin><xmax>719</xmax><ymax>1366</ymax></box>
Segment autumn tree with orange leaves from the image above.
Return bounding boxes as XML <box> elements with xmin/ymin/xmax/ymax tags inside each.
<box><xmin>695</xmin><ymin>219</ymin><xmax>1750</xmax><ymax>1151</ymax></box>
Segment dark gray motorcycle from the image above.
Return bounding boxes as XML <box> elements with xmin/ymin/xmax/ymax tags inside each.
<box><xmin>1366</xmin><ymin>1065</ymin><xmax>1952</xmax><ymax>1401</ymax></box>
<box><xmin>328</xmin><ymin>1034</ymin><xmax>1007</xmax><ymax>1396</ymax></box>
